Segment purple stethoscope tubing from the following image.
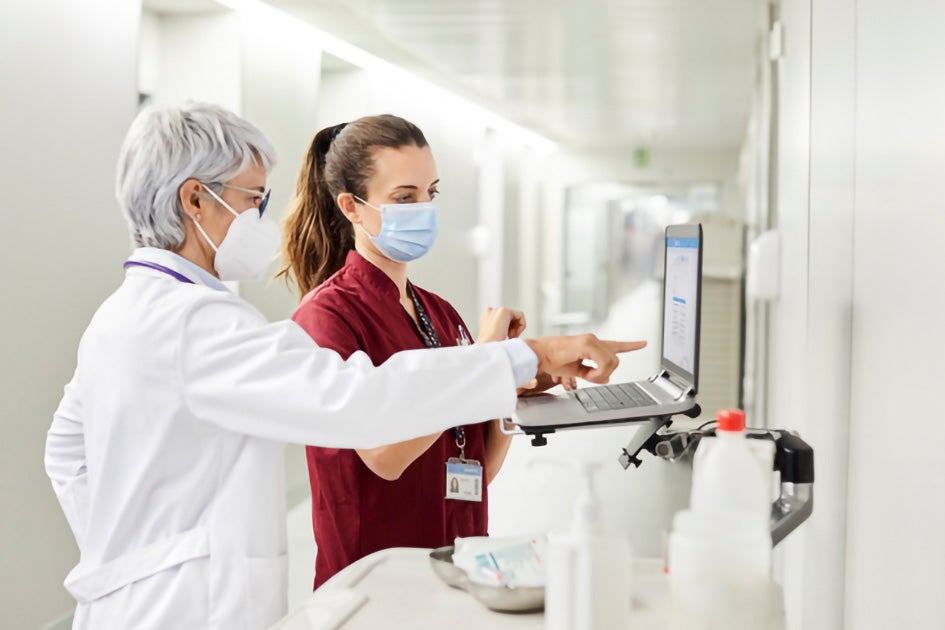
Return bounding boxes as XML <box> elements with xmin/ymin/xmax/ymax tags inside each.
<box><xmin>123</xmin><ymin>260</ymin><xmax>195</xmax><ymax>284</ymax></box>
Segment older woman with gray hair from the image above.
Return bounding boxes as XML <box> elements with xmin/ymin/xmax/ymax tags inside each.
<box><xmin>44</xmin><ymin>101</ymin><xmax>645</xmax><ymax>629</ymax></box>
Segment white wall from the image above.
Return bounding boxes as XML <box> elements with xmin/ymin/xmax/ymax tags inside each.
<box><xmin>769</xmin><ymin>0</ymin><xmax>858</xmax><ymax>626</ymax></box>
<box><xmin>152</xmin><ymin>12</ymin><xmax>242</xmax><ymax>112</ymax></box>
<box><xmin>737</xmin><ymin>1</ymin><xmax>774</xmax><ymax>430</ymax></box>
<box><xmin>845</xmin><ymin>0</ymin><xmax>945</xmax><ymax>626</ymax></box>
<box><xmin>138</xmin><ymin>10</ymin><xmax>161</xmax><ymax>97</ymax></box>
<box><xmin>477</xmin><ymin>128</ymin><xmax>505</xmax><ymax>314</ymax></box>
<box><xmin>766</xmin><ymin>0</ymin><xmax>814</xmax><ymax>625</ymax></box>
<box><xmin>514</xmin><ymin>146</ymin><xmax>545</xmax><ymax>323</ymax></box>
<box><xmin>0</xmin><ymin>1</ymin><xmax>140</xmax><ymax>627</ymax></box>
<box><xmin>768</xmin><ymin>0</ymin><xmax>945</xmax><ymax>628</ymax></box>
<box><xmin>800</xmin><ymin>0</ymin><xmax>856</xmax><ymax>627</ymax></box>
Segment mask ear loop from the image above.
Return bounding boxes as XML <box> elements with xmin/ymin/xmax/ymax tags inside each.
<box><xmin>190</xmin><ymin>183</ymin><xmax>236</xmax><ymax>252</ymax></box>
<box><xmin>351</xmin><ymin>195</ymin><xmax>382</xmax><ymax>239</ymax></box>
<box><xmin>351</xmin><ymin>195</ymin><xmax>379</xmax><ymax>211</ymax></box>
<box><xmin>192</xmin><ymin>216</ymin><xmax>220</xmax><ymax>252</ymax></box>
<box><xmin>356</xmin><ymin>223</ymin><xmax>381</xmax><ymax>240</ymax></box>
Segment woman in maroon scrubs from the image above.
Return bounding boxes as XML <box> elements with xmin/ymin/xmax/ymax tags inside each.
<box><xmin>280</xmin><ymin>115</ymin><xmax>555</xmax><ymax>589</ymax></box>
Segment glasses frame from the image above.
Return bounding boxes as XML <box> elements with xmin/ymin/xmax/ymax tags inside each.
<box><xmin>207</xmin><ymin>182</ymin><xmax>271</xmax><ymax>217</ymax></box>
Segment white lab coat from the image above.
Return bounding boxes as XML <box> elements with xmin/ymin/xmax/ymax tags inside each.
<box><xmin>45</xmin><ymin>248</ymin><xmax>518</xmax><ymax>630</ymax></box>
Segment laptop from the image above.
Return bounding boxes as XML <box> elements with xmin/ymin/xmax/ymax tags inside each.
<box><xmin>512</xmin><ymin>223</ymin><xmax>703</xmax><ymax>429</ymax></box>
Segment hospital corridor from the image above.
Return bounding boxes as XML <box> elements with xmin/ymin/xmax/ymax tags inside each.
<box><xmin>2</xmin><ymin>0</ymin><xmax>944</xmax><ymax>629</ymax></box>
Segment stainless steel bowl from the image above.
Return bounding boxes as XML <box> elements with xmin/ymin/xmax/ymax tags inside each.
<box><xmin>465</xmin><ymin>579</ymin><xmax>545</xmax><ymax>613</ymax></box>
<box><xmin>428</xmin><ymin>545</ymin><xmax>545</xmax><ymax>613</ymax></box>
<box><xmin>428</xmin><ymin>545</ymin><xmax>469</xmax><ymax>590</ymax></box>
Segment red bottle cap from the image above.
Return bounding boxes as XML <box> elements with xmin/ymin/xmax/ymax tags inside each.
<box><xmin>717</xmin><ymin>409</ymin><xmax>746</xmax><ymax>432</ymax></box>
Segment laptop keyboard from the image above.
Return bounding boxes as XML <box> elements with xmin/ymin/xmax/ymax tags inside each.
<box><xmin>575</xmin><ymin>383</ymin><xmax>655</xmax><ymax>412</ymax></box>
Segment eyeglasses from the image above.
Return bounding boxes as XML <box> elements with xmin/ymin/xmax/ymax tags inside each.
<box><xmin>210</xmin><ymin>182</ymin><xmax>272</xmax><ymax>217</ymax></box>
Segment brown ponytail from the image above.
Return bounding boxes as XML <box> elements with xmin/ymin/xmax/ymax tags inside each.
<box><xmin>279</xmin><ymin>115</ymin><xmax>428</xmax><ymax>298</ymax></box>
<box><xmin>279</xmin><ymin>123</ymin><xmax>351</xmax><ymax>297</ymax></box>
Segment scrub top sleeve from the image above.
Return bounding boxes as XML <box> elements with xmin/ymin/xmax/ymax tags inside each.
<box><xmin>178</xmin><ymin>295</ymin><xmax>519</xmax><ymax>449</ymax></box>
<box><xmin>292</xmin><ymin>301</ymin><xmax>361</xmax><ymax>361</ymax></box>
<box><xmin>45</xmin><ymin>371</ymin><xmax>90</xmax><ymax>547</ymax></box>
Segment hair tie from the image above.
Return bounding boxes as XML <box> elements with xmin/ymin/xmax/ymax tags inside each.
<box><xmin>312</xmin><ymin>122</ymin><xmax>349</xmax><ymax>167</ymax></box>
<box><xmin>327</xmin><ymin>122</ymin><xmax>348</xmax><ymax>145</ymax></box>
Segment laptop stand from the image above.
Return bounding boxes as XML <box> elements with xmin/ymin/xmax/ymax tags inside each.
<box><xmin>506</xmin><ymin>404</ymin><xmax>702</xmax><ymax>447</ymax></box>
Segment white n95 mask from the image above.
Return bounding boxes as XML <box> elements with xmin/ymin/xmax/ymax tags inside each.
<box><xmin>194</xmin><ymin>184</ymin><xmax>279</xmax><ymax>281</ymax></box>
<box><xmin>354</xmin><ymin>196</ymin><xmax>439</xmax><ymax>263</ymax></box>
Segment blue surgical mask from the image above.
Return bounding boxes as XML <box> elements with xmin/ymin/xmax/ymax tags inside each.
<box><xmin>354</xmin><ymin>196</ymin><xmax>439</xmax><ymax>263</ymax></box>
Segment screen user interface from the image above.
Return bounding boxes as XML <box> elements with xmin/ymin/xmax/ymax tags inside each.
<box><xmin>663</xmin><ymin>236</ymin><xmax>699</xmax><ymax>374</ymax></box>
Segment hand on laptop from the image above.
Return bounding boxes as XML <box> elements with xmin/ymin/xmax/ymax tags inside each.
<box><xmin>524</xmin><ymin>335</ymin><xmax>647</xmax><ymax>385</ymax></box>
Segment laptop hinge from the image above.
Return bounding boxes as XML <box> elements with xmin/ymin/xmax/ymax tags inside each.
<box><xmin>648</xmin><ymin>368</ymin><xmax>670</xmax><ymax>383</ymax></box>
<box><xmin>651</xmin><ymin>370</ymin><xmax>694</xmax><ymax>401</ymax></box>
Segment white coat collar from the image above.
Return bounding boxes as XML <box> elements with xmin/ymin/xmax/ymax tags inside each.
<box><xmin>126</xmin><ymin>247</ymin><xmax>230</xmax><ymax>292</ymax></box>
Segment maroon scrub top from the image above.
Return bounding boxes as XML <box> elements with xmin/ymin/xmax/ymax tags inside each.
<box><xmin>292</xmin><ymin>250</ymin><xmax>490</xmax><ymax>589</ymax></box>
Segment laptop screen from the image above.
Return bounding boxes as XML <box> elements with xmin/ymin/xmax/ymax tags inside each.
<box><xmin>661</xmin><ymin>225</ymin><xmax>702</xmax><ymax>392</ymax></box>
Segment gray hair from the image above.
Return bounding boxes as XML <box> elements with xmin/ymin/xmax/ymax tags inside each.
<box><xmin>115</xmin><ymin>102</ymin><xmax>277</xmax><ymax>249</ymax></box>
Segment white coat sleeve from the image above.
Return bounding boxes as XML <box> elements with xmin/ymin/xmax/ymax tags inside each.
<box><xmin>45</xmin><ymin>371</ymin><xmax>89</xmax><ymax>547</ymax></box>
<box><xmin>179</xmin><ymin>295</ymin><xmax>519</xmax><ymax>448</ymax></box>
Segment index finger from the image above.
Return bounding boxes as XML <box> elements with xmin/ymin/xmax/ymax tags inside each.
<box><xmin>578</xmin><ymin>337</ymin><xmax>620</xmax><ymax>383</ymax></box>
<box><xmin>602</xmin><ymin>340</ymin><xmax>647</xmax><ymax>353</ymax></box>
<box><xmin>580</xmin><ymin>339</ymin><xmax>647</xmax><ymax>383</ymax></box>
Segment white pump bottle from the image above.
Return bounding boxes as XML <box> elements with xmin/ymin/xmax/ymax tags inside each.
<box><xmin>544</xmin><ymin>461</ymin><xmax>633</xmax><ymax>630</ymax></box>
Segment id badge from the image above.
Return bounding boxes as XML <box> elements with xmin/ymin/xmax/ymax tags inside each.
<box><xmin>445</xmin><ymin>457</ymin><xmax>483</xmax><ymax>502</ymax></box>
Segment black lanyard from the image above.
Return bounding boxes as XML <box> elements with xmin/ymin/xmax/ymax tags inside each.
<box><xmin>407</xmin><ymin>282</ymin><xmax>441</xmax><ymax>350</ymax></box>
<box><xmin>405</xmin><ymin>283</ymin><xmax>466</xmax><ymax>449</ymax></box>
